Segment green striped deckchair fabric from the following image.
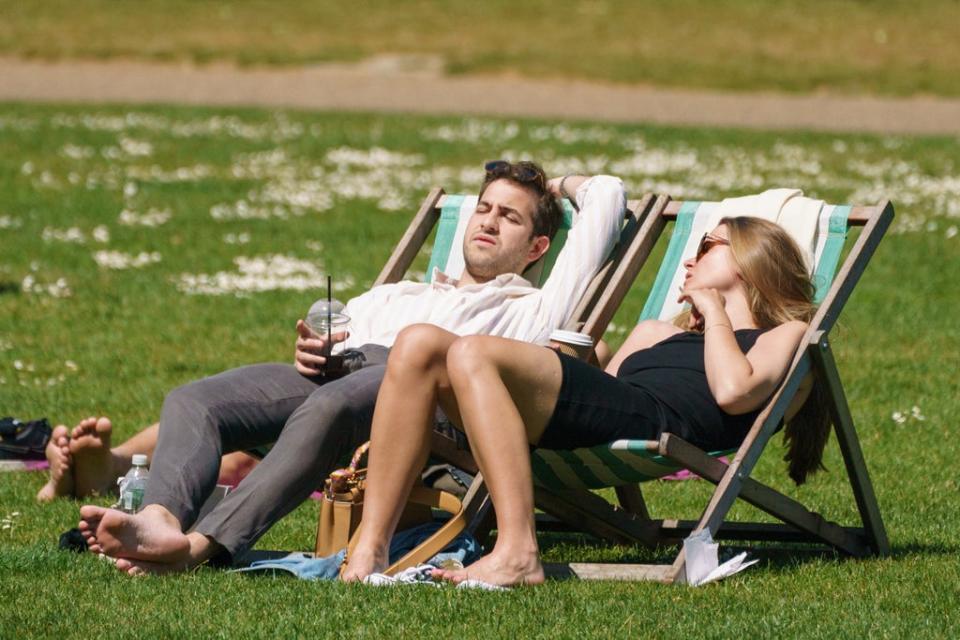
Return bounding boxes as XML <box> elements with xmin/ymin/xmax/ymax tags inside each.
<box><xmin>531</xmin><ymin>199</ymin><xmax>852</xmax><ymax>491</ymax></box>
<box><xmin>531</xmin><ymin>440</ymin><xmax>736</xmax><ymax>490</ymax></box>
<box><xmin>425</xmin><ymin>195</ymin><xmax>577</xmax><ymax>286</ymax></box>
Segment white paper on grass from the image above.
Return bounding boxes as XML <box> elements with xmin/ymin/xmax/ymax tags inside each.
<box><xmin>683</xmin><ymin>530</ymin><xmax>759</xmax><ymax>586</ymax></box>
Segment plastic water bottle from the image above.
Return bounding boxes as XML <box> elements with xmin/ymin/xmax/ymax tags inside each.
<box><xmin>118</xmin><ymin>454</ymin><xmax>149</xmax><ymax>514</ymax></box>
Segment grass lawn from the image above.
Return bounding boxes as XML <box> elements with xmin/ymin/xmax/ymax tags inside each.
<box><xmin>2</xmin><ymin>0</ymin><xmax>960</xmax><ymax>97</ymax></box>
<box><xmin>1</xmin><ymin>103</ymin><xmax>959</xmax><ymax>637</ymax></box>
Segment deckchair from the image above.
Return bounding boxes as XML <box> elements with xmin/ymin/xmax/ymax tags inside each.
<box><xmin>328</xmin><ymin>187</ymin><xmax>661</xmax><ymax>570</ymax></box>
<box><xmin>516</xmin><ymin>195</ymin><xmax>894</xmax><ymax>583</ymax></box>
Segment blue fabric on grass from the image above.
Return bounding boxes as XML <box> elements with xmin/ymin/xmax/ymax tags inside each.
<box><xmin>232</xmin><ymin>521</ymin><xmax>480</xmax><ymax>581</ymax></box>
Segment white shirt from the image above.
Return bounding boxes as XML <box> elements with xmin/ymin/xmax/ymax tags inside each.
<box><xmin>339</xmin><ymin>175</ymin><xmax>626</xmax><ymax>350</ymax></box>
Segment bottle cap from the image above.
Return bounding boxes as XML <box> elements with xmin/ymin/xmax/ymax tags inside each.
<box><xmin>132</xmin><ymin>454</ymin><xmax>148</xmax><ymax>466</ymax></box>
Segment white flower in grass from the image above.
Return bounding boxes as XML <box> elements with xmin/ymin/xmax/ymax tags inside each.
<box><xmin>124</xmin><ymin>182</ymin><xmax>138</xmax><ymax>198</ymax></box>
<box><xmin>65</xmin><ymin>360</ymin><xmax>78</xmax><ymax>371</ymax></box>
<box><xmin>93</xmin><ymin>251</ymin><xmax>161</xmax><ymax>270</ymax></box>
<box><xmin>892</xmin><ymin>406</ymin><xmax>925</xmax><ymax>425</ymax></box>
<box><xmin>223</xmin><ymin>232</ymin><xmax>251</xmax><ymax>245</ymax></box>
<box><xmin>42</xmin><ymin>227</ymin><xmax>86</xmax><ymax>243</ymax></box>
<box><xmin>20</xmin><ymin>275</ymin><xmax>72</xmax><ymax>298</ymax></box>
<box><xmin>947</xmin><ymin>226</ymin><xmax>958</xmax><ymax>239</ymax></box>
<box><xmin>21</xmin><ymin>161</ymin><xmax>34</xmax><ymax>175</ymax></box>
<box><xmin>0</xmin><ymin>216</ymin><xmax>22</xmax><ymax>229</ymax></box>
<box><xmin>60</xmin><ymin>144</ymin><xmax>95</xmax><ymax>160</ymax></box>
<box><xmin>176</xmin><ymin>254</ymin><xmax>353</xmax><ymax>296</ymax></box>
<box><xmin>118</xmin><ymin>208</ymin><xmax>171</xmax><ymax>227</ymax></box>
<box><xmin>92</xmin><ymin>226</ymin><xmax>110</xmax><ymax>243</ymax></box>
<box><xmin>607</xmin><ymin>323</ymin><xmax>627</xmax><ymax>335</ymax></box>
<box><xmin>119</xmin><ymin>137</ymin><xmax>153</xmax><ymax>157</ymax></box>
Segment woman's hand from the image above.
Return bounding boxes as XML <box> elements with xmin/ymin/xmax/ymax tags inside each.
<box><xmin>677</xmin><ymin>286</ymin><xmax>726</xmax><ymax>331</ymax></box>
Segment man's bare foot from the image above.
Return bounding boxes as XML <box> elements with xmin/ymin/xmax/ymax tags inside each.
<box><xmin>340</xmin><ymin>544</ymin><xmax>389</xmax><ymax>583</ymax></box>
<box><xmin>433</xmin><ymin>549</ymin><xmax>545</xmax><ymax>588</ymax></box>
<box><xmin>36</xmin><ymin>425</ymin><xmax>73</xmax><ymax>502</ymax></box>
<box><xmin>112</xmin><ymin>532</ymin><xmax>218</xmax><ymax>576</ymax></box>
<box><xmin>70</xmin><ymin>417</ymin><xmax>122</xmax><ymax>497</ymax></box>
<box><xmin>78</xmin><ymin>504</ymin><xmax>191</xmax><ymax>565</ymax></box>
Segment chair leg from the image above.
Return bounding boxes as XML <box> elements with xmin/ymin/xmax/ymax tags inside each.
<box><xmin>662</xmin><ymin>434</ymin><xmax>872</xmax><ymax>557</ymax></box>
<box><xmin>810</xmin><ymin>335</ymin><xmax>890</xmax><ymax>556</ymax></box>
<box><xmin>534</xmin><ymin>486</ymin><xmax>662</xmax><ymax>547</ymax></box>
<box><xmin>615</xmin><ymin>484</ymin><xmax>651</xmax><ymax>520</ymax></box>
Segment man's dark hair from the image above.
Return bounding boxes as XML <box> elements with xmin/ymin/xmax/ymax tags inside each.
<box><xmin>478</xmin><ymin>160</ymin><xmax>563</xmax><ymax>241</ymax></box>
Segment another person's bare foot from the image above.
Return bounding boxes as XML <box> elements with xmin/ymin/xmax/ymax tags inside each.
<box><xmin>36</xmin><ymin>425</ymin><xmax>73</xmax><ymax>502</ymax></box>
<box><xmin>433</xmin><ymin>549</ymin><xmax>545</xmax><ymax>588</ymax></box>
<box><xmin>340</xmin><ymin>544</ymin><xmax>389</xmax><ymax>583</ymax></box>
<box><xmin>78</xmin><ymin>504</ymin><xmax>191</xmax><ymax>565</ymax></box>
<box><xmin>70</xmin><ymin>417</ymin><xmax>121</xmax><ymax>497</ymax></box>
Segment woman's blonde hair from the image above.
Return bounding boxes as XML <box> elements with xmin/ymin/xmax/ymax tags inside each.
<box><xmin>677</xmin><ymin>216</ymin><xmax>829</xmax><ymax>484</ymax></box>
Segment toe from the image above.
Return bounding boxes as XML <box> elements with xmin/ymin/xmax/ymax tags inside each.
<box><xmin>79</xmin><ymin>504</ymin><xmax>105</xmax><ymax>520</ymax></box>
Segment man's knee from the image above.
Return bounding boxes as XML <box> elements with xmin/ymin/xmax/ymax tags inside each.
<box><xmin>446</xmin><ymin>335</ymin><xmax>496</xmax><ymax>383</ymax></box>
<box><xmin>390</xmin><ymin>324</ymin><xmax>452</xmax><ymax>372</ymax></box>
<box><xmin>160</xmin><ymin>381</ymin><xmax>218</xmax><ymax>434</ymax></box>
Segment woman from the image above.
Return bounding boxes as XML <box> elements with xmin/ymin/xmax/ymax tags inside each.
<box><xmin>342</xmin><ymin>216</ymin><xmax>828</xmax><ymax>587</ymax></box>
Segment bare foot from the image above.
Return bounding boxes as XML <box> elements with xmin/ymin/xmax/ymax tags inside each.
<box><xmin>36</xmin><ymin>425</ymin><xmax>74</xmax><ymax>502</ymax></box>
<box><xmin>340</xmin><ymin>544</ymin><xmax>389</xmax><ymax>583</ymax></box>
<box><xmin>115</xmin><ymin>557</ymin><xmax>185</xmax><ymax>576</ymax></box>
<box><xmin>70</xmin><ymin>417</ymin><xmax>122</xmax><ymax>497</ymax></box>
<box><xmin>78</xmin><ymin>504</ymin><xmax>190</xmax><ymax>565</ymax></box>
<box><xmin>111</xmin><ymin>532</ymin><xmax>219</xmax><ymax>576</ymax></box>
<box><xmin>433</xmin><ymin>550</ymin><xmax>545</xmax><ymax>588</ymax></box>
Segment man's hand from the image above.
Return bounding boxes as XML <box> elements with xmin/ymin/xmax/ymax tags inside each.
<box><xmin>294</xmin><ymin>319</ymin><xmax>349</xmax><ymax>376</ymax></box>
<box><xmin>677</xmin><ymin>287</ymin><xmax>726</xmax><ymax>332</ymax></box>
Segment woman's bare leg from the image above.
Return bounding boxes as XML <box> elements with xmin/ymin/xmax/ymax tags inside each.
<box><xmin>340</xmin><ymin>324</ymin><xmax>461</xmax><ymax>581</ymax></box>
<box><xmin>434</xmin><ymin>335</ymin><xmax>563</xmax><ymax>587</ymax></box>
<box><xmin>111</xmin><ymin>422</ymin><xmax>160</xmax><ymax>461</ymax></box>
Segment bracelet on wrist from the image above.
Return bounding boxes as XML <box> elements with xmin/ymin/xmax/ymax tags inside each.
<box><xmin>704</xmin><ymin>323</ymin><xmax>733</xmax><ymax>333</ymax></box>
<box><xmin>558</xmin><ymin>174</ymin><xmax>580</xmax><ymax>212</ymax></box>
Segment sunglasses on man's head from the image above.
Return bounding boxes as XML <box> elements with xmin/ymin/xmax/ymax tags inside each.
<box><xmin>484</xmin><ymin>160</ymin><xmax>547</xmax><ymax>191</ymax></box>
<box><xmin>695</xmin><ymin>233</ymin><xmax>730</xmax><ymax>261</ymax></box>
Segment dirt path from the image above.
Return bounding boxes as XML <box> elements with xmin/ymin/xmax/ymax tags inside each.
<box><xmin>2</xmin><ymin>57</ymin><xmax>959</xmax><ymax>135</ymax></box>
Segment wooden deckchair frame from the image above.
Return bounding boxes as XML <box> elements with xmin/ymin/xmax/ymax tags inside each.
<box><xmin>519</xmin><ymin>197</ymin><xmax>894</xmax><ymax>583</ymax></box>
<box><xmin>334</xmin><ymin>187</ymin><xmax>661</xmax><ymax>573</ymax></box>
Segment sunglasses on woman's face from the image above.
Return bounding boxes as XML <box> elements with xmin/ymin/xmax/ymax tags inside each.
<box><xmin>484</xmin><ymin>160</ymin><xmax>547</xmax><ymax>191</ymax></box>
<box><xmin>695</xmin><ymin>233</ymin><xmax>730</xmax><ymax>261</ymax></box>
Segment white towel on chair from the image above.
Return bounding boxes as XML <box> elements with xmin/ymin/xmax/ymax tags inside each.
<box><xmin>700</xmin><ymin>188</ymin><xmax>821</xmax><ymax>274</ymax></box>
<box><xmin>657</xmin><ymin>188</ymin><xmax>824</xmax><ymax>322</ymax></box>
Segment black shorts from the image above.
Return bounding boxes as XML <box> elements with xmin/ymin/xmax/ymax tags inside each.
<box><xmin>537</xmin><ymin>351</ymin><xmax>667</xmax><ymax>450</ymax></box>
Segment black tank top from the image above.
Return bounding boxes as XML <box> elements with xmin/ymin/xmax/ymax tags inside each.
<box><xmin>616</xmin><ymin>329</ymin><xmax>767</xmax><ymax>450</ymax></box>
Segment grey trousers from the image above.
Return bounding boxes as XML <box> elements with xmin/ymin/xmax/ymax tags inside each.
<box><xmin>143</xmin><ymin>344</ymin><xmax>390</xmax><ymax>559</ymax></box>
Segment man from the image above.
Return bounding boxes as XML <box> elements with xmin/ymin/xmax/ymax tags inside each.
<box><xmin>79</xmin><ymin>161</ymin><xmax>626</xmax><ymax>575</ymax></box>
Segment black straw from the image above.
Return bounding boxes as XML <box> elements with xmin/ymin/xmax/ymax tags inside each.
<box><xmin>326</xmin><ymin>275</ymin><xmax>332</xmax><ymax>358</ymax></box>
